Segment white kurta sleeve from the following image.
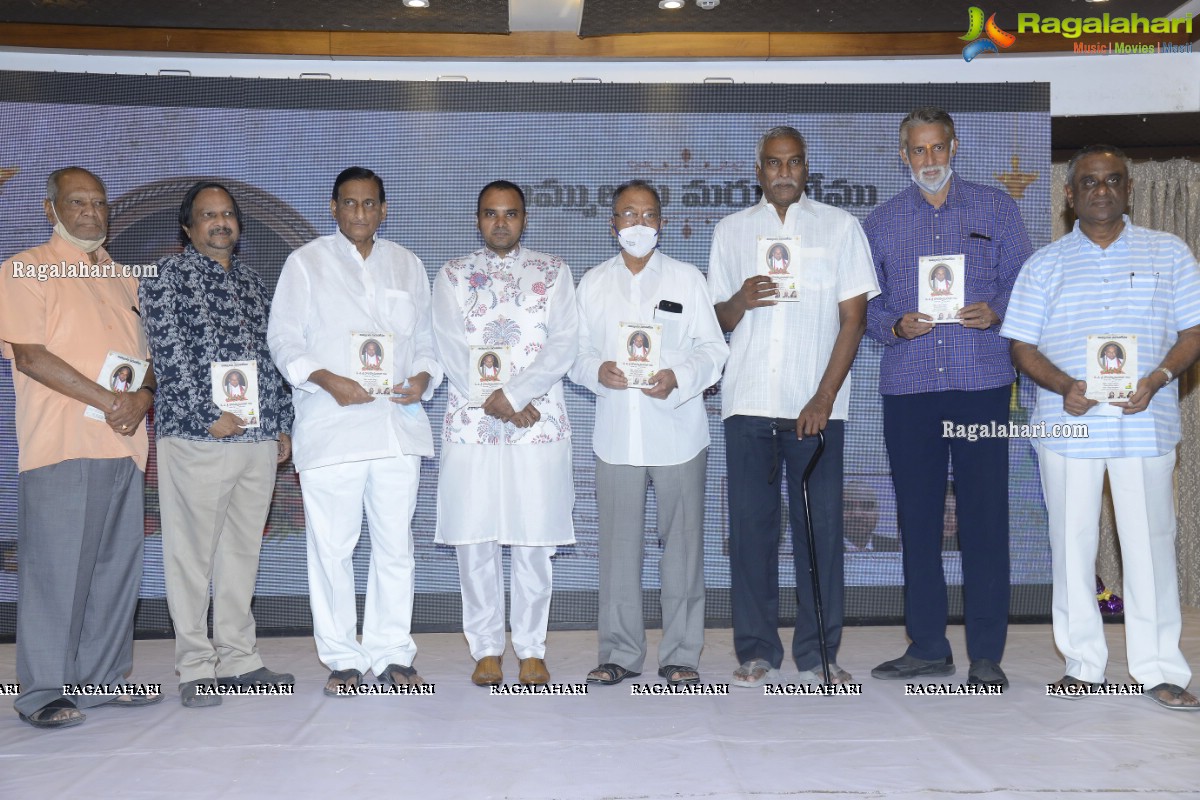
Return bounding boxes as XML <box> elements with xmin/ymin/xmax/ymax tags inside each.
<box><xmin>267</xmin><ymin>254</ymin><xmax>322</xmax><ymax>393</ymax></box>
<box><xmin>567</xmin><ymin>270</ymin><xmax>609</xmax><ymax>398</ymax></box>
<box><xmin>669</xmin><ymin>276</ymin><xmax>729</xmax><ymax>409</ymax></box>
<box><xmin>407</xmin><ymin>263</ymin><xmax>444</xmax><ymax>400</ymax></box>
<box><xmin>432</xmin><ymin>262</ymin><xmax>473</xmax><ymax>399</ymax></box>
<box><xmin>504</xmin><ymin>263</ymin><xmax>580</xmax><ymax>411</ymax></box>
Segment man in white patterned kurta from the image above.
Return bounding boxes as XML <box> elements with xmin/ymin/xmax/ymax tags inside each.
<box><xmin>433</xmin><ymin>181</ymin><xmax>579</xmax><ymax>687</ymax></box>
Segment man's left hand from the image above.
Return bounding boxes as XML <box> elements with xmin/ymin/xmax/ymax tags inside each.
<box><xmin>391</xmin><ymin>371</ymin><xmax>431</xmax><ymax>406</ymax></box>
<box><xmin>641</xmin><ymin>369</ymin><xmax>678</xmax><ymax>400</ymax></box>
<box><xmin>796</xmin><ymin>395</ymin><xmax>833</xmax><ymax>438</ymax></box>
<box><xmin>277</xmin><ymin>433</ymin><xmax>292</xmax><ymax>464</ymax></box>
<box><xmin>510</xmin><ymin>403</ymin><xmax>542</xmax><ymax>429</ymax></box>
<box><xmin>106</xmin><ymin>389</ymin><xmax>153</xmax><ymax>436</ymax></box>
<box><xmin>1118</xmin><ymin>374</ymin><xmax>1165</xmax><ymax>415</ymax></box>
<box><xmin>957</xmin><ymin>302</ymin><xmax>1000</xmax><ymax>330</ymax></box>
<box><xmin>482</xmin><ymin>389</ymin><xmax>517</xmax><ymax>421</ymax></box>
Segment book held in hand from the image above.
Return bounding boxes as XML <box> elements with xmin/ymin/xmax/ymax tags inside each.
<box><xmin>84</xmin><ymin>351</ymin><xmax>150</xmax><ymax>421</ymax></box>
<box><xmin>211</xmin><ymin>360</ymin><xmax>260</xmax><ymax>428</ymax></box>
<box><xmin>1085</xmin><ymin>334</ymin><xmax>1137</xmax><ymax>403</ymax></box>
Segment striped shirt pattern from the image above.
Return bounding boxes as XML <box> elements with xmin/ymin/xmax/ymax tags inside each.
<box><xmin>1001</xmin><ymin>217</ymin><xmax>1200</xmax><ymax>457</ymax></box>
<box><xmin>707</xmin><ymin>195</ymin><xmax>879</xmax><ymax>421</ymax></box>
<box><xmin>864</xmin><ymin>178</ymin><xmax>1032</xmax><ymax>395</ymax></box>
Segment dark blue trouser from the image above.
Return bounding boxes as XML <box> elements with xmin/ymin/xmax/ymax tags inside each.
<box><xmin>883</xmin><ymin>387</ymin><xmax>1010</xmax><ymax>663</ymax></box>
<box><xmin>725</xmin><ymin>415</ymin><xmax>844</xmax><ymax>671</ymax></box>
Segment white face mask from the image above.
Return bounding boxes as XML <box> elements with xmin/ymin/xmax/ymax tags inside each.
<box><xmin>616</xmin><ymin>224</ymin><xmax>659</xmax><ymax>259</ymax></box>
<box><xmin>910</xmin><ymin>164</ymin><xmax>953</xmax><ymax>195</ymax></box>
<box><xmin>51</xmin><ymin>204</ymin><xmax>106</xmax><ymax>253</ymax></box>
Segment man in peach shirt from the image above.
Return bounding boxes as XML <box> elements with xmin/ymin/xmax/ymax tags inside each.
<box><xmin>0</xmin><ymin>167</ymin><xmax>161</xmax><ymax>729</ymax></box>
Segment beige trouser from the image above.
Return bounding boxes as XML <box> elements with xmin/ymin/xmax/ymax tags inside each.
<box><xmin>157</xmin><ymin>437</ymin><xmax>278</xmax><ymax>683</ymax></box>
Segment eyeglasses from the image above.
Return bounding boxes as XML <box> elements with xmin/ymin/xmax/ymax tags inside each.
<box><xmin>612</xmin><ymin>210</ymin><xmax>661</xmax><ymax>223</ymax></box>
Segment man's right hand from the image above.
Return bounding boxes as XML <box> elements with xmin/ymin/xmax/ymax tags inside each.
<box><xmin>208</xmin><ymin>411</ymin><xmax>247</xmax><ymax>439</ymax></box>
<box><xmin>1062</xmin><ymin>379</ymin><xmax>1097</xmax><ymax>416</ymax></box>
<box><xmin>892</xmin><ymin>312</ymin><xmax>935</xmax><ymax>340</ymax></box>
<box><xmin>598</xmin><ymin>361</ymin><xmax>628</xmax><ymax>390</ymax></box>
<box><xmin>311</xmin><ymin>369</ymin><xmax>373</xmax><ymax>407</ymax></box>
<box><xmin>735</xmin><ymin>275</ymin><xmax>779</xmax><ymax>311</ymax></box>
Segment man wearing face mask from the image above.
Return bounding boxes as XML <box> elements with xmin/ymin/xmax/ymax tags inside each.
<box><xmin>863</xmin><ymin>106</ymin><xmax>1032</xmax><ymax>688</ymax></box>
<box><xmin>570</xmin><ymin>180</ymin><xmax>728</xmax><ymax>687</ymax></box>
<box><xmin>0</xmin><ymin>167</ymin><xmax>161</xmax><ymax>728</ymax></box>
<box><xmin>709</xmin><ymin>127</ymin><xmax>879</xmax><ymax>688</ymax></box>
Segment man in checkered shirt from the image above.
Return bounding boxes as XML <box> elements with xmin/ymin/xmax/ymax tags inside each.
<box><xmin>863</xmin><ymin>107</ymin><xmax>1032</xmax><ymax>690</ymax></box>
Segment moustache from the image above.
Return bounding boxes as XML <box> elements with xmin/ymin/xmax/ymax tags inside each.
<box><xmin>210</xmin><ymin>227</ymin><xmax>233</xmax><ymax>236</ymax></box>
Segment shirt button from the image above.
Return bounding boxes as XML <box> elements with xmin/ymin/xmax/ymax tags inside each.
<box><xmin>1103</xmin><ymin>279</ymin><xmax>1109</xmax><ymax>283</ymax></box>
<box><xmin>938</xmin><ymin>367</ymin><xmax>945</xmax><ymax>372</ymax></box>
<box><xmin>1104</xmin><ymin>305</ymin><xmax>1110</xmax><ymax>310</ymax></box>
<box><xmin>937</xmin><ymin>340</ymin><xmax>943</xmax><ymax>345</ymax></box>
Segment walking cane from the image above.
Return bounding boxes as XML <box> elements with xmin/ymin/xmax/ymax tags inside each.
<box><xmin>769</xmin><ymin>422</ymin><xmax>831</xmax><ymax>686</ymax></box>
<box><xmin>799</xmin><ymin>430</ymin><xmax>831</xmax><ymax>686</ymax></box>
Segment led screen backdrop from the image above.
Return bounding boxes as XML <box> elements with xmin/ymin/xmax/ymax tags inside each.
<box><xmin>0</xmin><ymin>73</ymin><xmax>1051</xmax><ymax>638</ymax></box>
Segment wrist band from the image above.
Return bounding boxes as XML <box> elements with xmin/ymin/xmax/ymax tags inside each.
<box><xmin>1157</xmin><ymin>366</ymin><xmax>1174</xmax><ymax>384</ymax></box>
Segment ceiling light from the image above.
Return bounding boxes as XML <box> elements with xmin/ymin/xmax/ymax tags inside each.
<box><xmin>403</xmin><ymin>0</ymin><xmax>429</xmax><ymax>7</ymax></box>
<box><xmin>696</xmin><ymin>0</ymin><xmax>720</xmax><ymax>8</ymax></box>
<box><xmin>659</xmin><ymin>0</ymin><xmax>684</xmax><ymax>8</ymax></box>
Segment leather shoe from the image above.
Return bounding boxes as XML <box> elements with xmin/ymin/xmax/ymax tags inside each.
<box><xmin>519</xmin><ymin>657</ymin><xmax>550</xmax><ymax>686</ymax></box>
<box><xmin>871</xmin><ymin>653</ymin><xmax>955</xmax><ymax>680</ymax></box>
<box><xmin>217</xmin><ymin>667</ymin><xmax>295</xmax><ymax>688</ymax></box>
<box><xmin>472</xmin><ymin>656</ymin><xmax>503</xmax><ymax>686</ymax></box>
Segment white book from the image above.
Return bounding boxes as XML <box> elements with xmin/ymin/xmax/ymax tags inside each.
<box><xmin>917</xmin><ymin>254</ymin><xmax>965</xmax><ymax>323</ymax></box>
<box><xmin>617</xmin><ymin>321</ymin><xmax>662</xmax><ymax>389</ymax></box>
<box><xmin>469</xmin><ymin>345</ymin><xmax>510</xmax><ymax>408</ymax></box>
<box><xmin>84</xmin><ymin>351</ymin><xmax>150</xmax><ymax>421</ymax></box>
<box><xmin>211</xmin><ymin>360</ymin><xmax>261</xmax><ymax>428</ymax></box>
<box><xmin>350</xmin><ymin>332</ymin><xmax>394</xmax><ymax>397</ymax></box>
<box><xmin>757</xmin><ymin>235</ymin><xmax>802</xmax><ymax>302</ymax></box>
<box><xmin>1085</xmin><ymin>334</ymin><xmax>1138</xmax><ymax>403</ymax></box>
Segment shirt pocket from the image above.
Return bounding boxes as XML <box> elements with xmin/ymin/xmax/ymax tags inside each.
<box><xmin>797</xmin><ymin>247</ymin><xmax>833</xmax><ymax>290</ymax></box>
<box><xmin>964</xmin><ymin>238</ymin><xmax>999</xmax><ymax>296</ymax></box>
<box><xmin>381</xmin><ymin>289</ymin><xmax>418</xmax><ymax>336</ymax></box>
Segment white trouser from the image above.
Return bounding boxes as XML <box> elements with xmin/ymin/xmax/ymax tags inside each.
<box><xmin>456</xmin><ymin>542</ymin><xmax>556</xmax><ymax>661</ymax></box>
<box><xmin>299</xmin><ymin>456</ymin><xmax>419</xmax><ymax>676</ymax></box>
<box><xmin>1037</xmin><ymin>445</ymin><xmax>1191</xmax><ymax>688</ymax></box>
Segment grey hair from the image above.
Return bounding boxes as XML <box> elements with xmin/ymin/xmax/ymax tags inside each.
<box><xmin>756</xmin><ymin>126</ymin><xmax>807</xmax><ymax>167</ymax></box>
<box><xmin>899</xmin><ymin>107</ymin><xmax>957</xmax><ymax>152</ymax></box>
<box><xmin>45</xmin><ymin>167</ymin><xmax>107</xmax><ymax>202</ymax></box>
<box><xmin>1066</xmin><ymin>144</ymin><xmax>1132</xmax><ymax>185</ymax></box>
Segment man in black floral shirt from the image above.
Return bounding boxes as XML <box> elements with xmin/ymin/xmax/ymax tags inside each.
<box><xmin>140</xmin><ymin>181</ymin><xmax>294</xmax><ymax>708</ymax></box>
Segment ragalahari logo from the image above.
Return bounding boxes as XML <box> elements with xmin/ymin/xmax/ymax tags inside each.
<box><xmin>961</xmin><ymin>7</ymin><xmax>1017</xmax><ymax>61</ymax></box>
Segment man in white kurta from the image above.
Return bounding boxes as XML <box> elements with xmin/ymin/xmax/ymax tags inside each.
<box><xmin>268</xmin><ymin>167</ymin><xmax>443</xmax><ymax>694</ymax></box>
<box><xmin>571</xmin><ymin>180</ymin><xmax>728</xmax><ymax>687</ymax></box>
<box><xmin>433</xmin><ymin>180</ymin><xmax>579</xmax><ymax>687</ymax></box>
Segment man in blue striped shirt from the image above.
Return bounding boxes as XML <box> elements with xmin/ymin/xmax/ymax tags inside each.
<box><xmin>1002</xmin><ymin>145</ymin><xmax>1200</xmax><ymax>710</ymax></box>
<box><xmin>864</xmin><ymin>107</ymin><xmax>1032</xmax><ymax>689</ymax></box>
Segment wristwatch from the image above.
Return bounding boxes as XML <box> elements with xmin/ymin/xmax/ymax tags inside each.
<box><xmin>1156</xmin><ymin>366</ymin><xmax>1174</xmax><ymax>384</ymax></box>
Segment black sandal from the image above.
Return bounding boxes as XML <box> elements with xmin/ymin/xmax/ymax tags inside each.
<box><xmin>586</xmin><ymin>663</ymin><xmax>640</xmax><ymax>685</ymax></box>
<box><xmin>378</xmin><ymin>663</ymin><xmax>424</xmax><ymax>687</ymax></box>
<box><xmin>19</xmin><ymin>698</ymin><xmax>85</xmax><ymax>730</ymax></box>
<box><xmin>658</xmin><ymin>664</ymin><xmax>700</xmax><ymax>686</ymax></box>
<box><xmin>323</xmin><ymin>668</ymin><xmax>363</xmax><ymax>697</ymax></box>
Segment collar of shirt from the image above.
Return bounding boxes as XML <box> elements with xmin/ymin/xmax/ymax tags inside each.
<box><xmin>183</xmin><ymin>243</ymin><xmax>242</xmax><ymax>277</ymax></box>
<box><xmin>750</xmin><ymin>192</ymin><xmax>818</xmax><ymax>229</ymax></box>
<box><xmin>49</xmin><ymin>231</ymin><xmax>112</xmax><ymax>266</ymax></box>
<box><xmin>482</xmin><ymin>244</ymin><xmax>523</xmax><ymax>272</ymax></box>
<box><xmin>333</xmin><ymin>228</ymin><xmax>380</xmax><ymax>263</ymax></box>
<box><xmin>1069</xmin><ymin>214</ymin><xmax>1133</xmax><ymax>255</ymax></box>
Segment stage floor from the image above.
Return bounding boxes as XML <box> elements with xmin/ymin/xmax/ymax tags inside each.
<box><xmin>2</xmin><ymin>611</ymin><xmax>1198</xmax><ymax>799</ymax></box>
